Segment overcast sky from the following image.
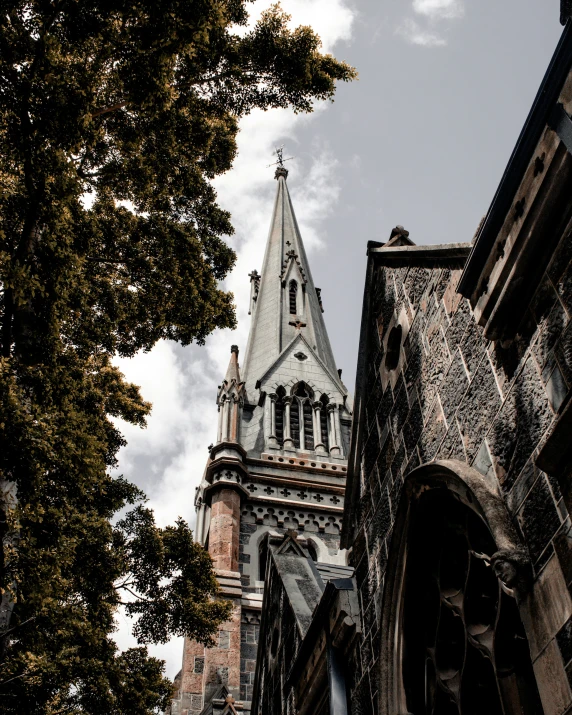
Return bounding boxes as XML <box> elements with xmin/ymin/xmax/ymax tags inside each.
<box><xmin>113</xmin><ymin>0</ymin><xmax>565</xmax><ymax>678</ymax></box>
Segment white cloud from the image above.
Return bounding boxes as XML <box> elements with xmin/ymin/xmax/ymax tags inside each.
<box><xmin>111</xmin><ymin>0</ymin><xmax>355</xmax><ymax>681</ymax></box>
<box><xmin>397</xmin><ymin>0</ymin><xmax>464</xmax><ymax>48</ymax></box>
<box><xmin>413</xmin><ymin>0</ymin><xmax>464</xmax><ymax>20</ymax></box>
<box><xmin>396</xmin><ymin>18</ymin><xmax>447</xmax><ymax>47</ymax></box>
<box><xmin>235</xmin><ymin>0</ymin><xmax>354</xmax><ymax>52</ymax></box>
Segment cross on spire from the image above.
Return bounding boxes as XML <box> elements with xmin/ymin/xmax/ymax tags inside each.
<box><xmin>267</xmin><ymin>145</ymin><xmax>294</xmax><ymax>178</ymax></box>
<box><xmin>267</xmin><ymin>145</ymin><xmax>294</xmax><ymax>169</ymax></box>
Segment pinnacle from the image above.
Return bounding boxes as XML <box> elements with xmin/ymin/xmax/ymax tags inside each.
<box><xmin>224</xmin><ymin>345</ymin><xmax>241</xmax><ymax>384</ymax></box>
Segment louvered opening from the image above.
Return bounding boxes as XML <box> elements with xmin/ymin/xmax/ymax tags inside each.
<box><xmin>275</xmin><ymin>387</ymin><xmax>285</xmax><ymax>444</ymax></box>
<box><xmin>303</xmin><ymin>401</ymin><xmax>314</xmax><ymax>450</ymax></box>
<box><xmin>289</xmin><ymin>280</ymin><xmax>298</xmax><ymax>315</ymax></box>
<box><xmin>290</xmin><ymin>400</ymin><xmax>300</xmax><ymax>448</ymax></box>
<box><xmin>320</xmin><ymin>395</ymin><xmax>329</xmax><ymax>450</ymax></box>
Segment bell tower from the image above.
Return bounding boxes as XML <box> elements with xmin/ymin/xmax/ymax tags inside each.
<box><xmin>169</xmin><ymin>163</ymin><xmax>351</xmax><ymax>715</ymax></box>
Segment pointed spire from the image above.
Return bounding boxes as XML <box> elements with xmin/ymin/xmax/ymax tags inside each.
<box><xmin>225</xmin><ymin>345</ymin><xmax>241</xmax><ymax>384</ymax></box>
<box><xmin>241</xmin><ymin>171</ymin><xmax>339</xmax><ymax>397</ymax></box>
<box><xmin>217</xmin><ymin>345</ymin><xmax>244</xmax><ymax>407</ymax></box>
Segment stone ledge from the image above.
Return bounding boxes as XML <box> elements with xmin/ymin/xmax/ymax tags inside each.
<box><xmin>219</xmin><ymin>586</ymin><xmax>243</xmax><ymax>597</ymax></box>
<box><xmin>214</xmin><ymin>569</ymin><xmax>241</xmax><ymax>579</ymax></box>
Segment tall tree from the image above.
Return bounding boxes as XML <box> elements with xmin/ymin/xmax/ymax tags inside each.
<box><xmin>0</xmin><ymin>1</ymin><xmax>356</xmax><ymax>712</ymax></box>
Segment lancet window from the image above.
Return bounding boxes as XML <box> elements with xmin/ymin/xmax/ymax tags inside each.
<box><xmin>289</xmin><ymin>280</ymin><xmax>298</xmax><ymax>315</ymax></box>
<box><xmin>258</xmin><ymin>539</ymin><xmax>268</xmax><ymax>582</ymax></box>
<box><xmin>296</xmin><ymin>383</ymin><xmax>314</xmax><ymax>449</ymax></box>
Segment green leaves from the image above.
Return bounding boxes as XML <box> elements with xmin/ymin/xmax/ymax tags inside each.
<box><xmin>0</xmin><ymin>0</ymin><xmax>355</xmax><ymax>712</ymax></box>
<box><xmin>116</xmin><ymin>508</ymin><xmax>231</xmax><ymax>646</ymax></box>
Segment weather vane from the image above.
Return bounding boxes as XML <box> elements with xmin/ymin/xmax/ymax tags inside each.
<box><xmin>267</xmin><ymin>145</ymin><xmax>294</xmax><ymax>169</ymax></box>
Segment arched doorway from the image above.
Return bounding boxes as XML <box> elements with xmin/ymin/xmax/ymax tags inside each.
<box><xmin>379</xmin><ymin>460</ymin><xmax>543</xmax><ymax>715</ymax></box>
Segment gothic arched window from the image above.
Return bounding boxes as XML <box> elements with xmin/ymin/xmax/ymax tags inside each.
<box><xmin>307</xmin><ymin>540</ymin><xmax>318</xmax><ymax>562</ymax></box>
<box><xmin>258</xmin><ymin>539</ymin><xmax>268</xmax><ymax>582</ymax></box>
<box><xmin>275</xmin><ymin>386</ymin><xmax>285</xmax><ymax>445</ymax></box>
<box><xmin>320</xmin><ymin>394</ymin><xmax>329</xmax><ymax>450</ymax></box>
<box><xmin>400</xmin><ymin>489</ymin><xmax>542</xmax><ymax>715</ymax></box>
<box><xmin>293</xmin><ymin>382</ymin><xmax>313</xmax><ymax>450</ymax></box>
<box><xmin>289</xmin><ymin>280</ymin><xmax>298</xmax><ymax>315</ymax></box>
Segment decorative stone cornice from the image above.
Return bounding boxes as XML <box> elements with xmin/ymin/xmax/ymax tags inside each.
<box><xmin>203</xmin><ymin>468</ymin><xmax>250</xmax><ymax>505</ymax></box>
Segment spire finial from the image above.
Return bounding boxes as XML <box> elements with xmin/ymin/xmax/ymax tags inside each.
<box><xmin>267</xmin><ymin>144</ymin><xmax>294</xmax><ymax>179</ymax></box>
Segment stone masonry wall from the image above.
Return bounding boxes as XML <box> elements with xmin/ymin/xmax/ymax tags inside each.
<box><xmin>240</xmin><ymin>612</ymin><xmax>260</xmax><ymax>703</ymax></box>
<box><xmin>349</xmin><ymin>234</ymin><xmax>572</xmax><ymax>715</ymax></box>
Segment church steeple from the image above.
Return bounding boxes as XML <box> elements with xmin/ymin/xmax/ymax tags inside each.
<box><xmin>241</xmin><ymin>167</ymin><xmax>340</xmax><ymax>402</ymax></box>
<box><xmin>170</xmin><ymin>164</ymin><xmax>350</xmax><ymax>715</ymax></box>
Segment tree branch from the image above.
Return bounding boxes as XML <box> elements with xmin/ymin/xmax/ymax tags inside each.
<box><xmin>86</xmin><ymin>257</ymin><xmax>127</xmax><ymax>264</ymax></box>
<box><xmin>0</xmin><ymin>669</ymin><xmax>34</xmax><ymax>687</ymax></box>
<box><xmin>0</xmin><ymin>616</ymin><xmax>36</xmax><ymax>640</ymax></box>
<box><xmin>91</xmin><ymin>101</ymin><xmax>127</xmax><ymax>118</ymax></box>
<box><xmin>118</xmin><ymin>585</ymin><xmax>154</xmax><ymax>603</ymax></box>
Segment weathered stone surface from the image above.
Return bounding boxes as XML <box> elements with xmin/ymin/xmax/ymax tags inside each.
<box><xmin>348</xmin><ymin>234</ymin><xmax>572</xmax><ymax>715</ymax></box>
<box><xmin>521</xmin><ymin>555</ymin><xmax>572</xmax><ymax>660</ymax></box>
<box><xmin>418</xmin><ymin>329</ymin><xmax>451</xmax><ymax>422</ymax></box>
<box><xmin>439</xmin><ymin>347</ymin><xmax>469</xmax><ymax>421</ymax></box>
<box><xmin>517</xmin><ymin>475</ymin><xmax>561</xmax><ymax>563</ymax></box>
<box><xmin>446</xmin><ymin>296</ymin><xmax>471</xmax><ymax>342</ymax></box>
<box><xmin>507</xmin><ymin>458</ymin><xmax>540</xmax><ymax>514</ymax></box>
<box><xmin>533</xmin><ymin>639</ymin><xmax>572</xmax><ymax>715</ymax></box>
<box><xmin>535</xmin><ymin>299</ymin><xmax>569</xmax><ymax>369</ymax></box>
<box><xmin>417</xmin><ymin>398</ymin><xmax>447</xmax><ymax>462</ymax></box>
<box><xmin>489</xmin><ymin>356</ymin><xmax>554</xmax><ymax>490</ymax></box>
<box><xmin>436</xmin><ymin>421</ymin><xmax>466</xmax><ymax>461</ymax></box>
<box><xmin>548</xmin><ymin>231</ymin><xmax>572</xmax><ymax>286</ymax></box>
<box><xmin>556</xmin><ymin>524</ymin><xmax>572</xmax><ymax>590</ymax></box>
<box><xmin>455</xmin><ymin>356</ymin><xmax>501</xmax><ymax>460</ymax></box>
<box><xmin>558</xmin><ymin>260</ymin><xmax>572</xmax><ymax>318</ymax></box>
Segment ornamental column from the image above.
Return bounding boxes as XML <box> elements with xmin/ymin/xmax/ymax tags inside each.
<box><xmin>313</xmin><ymin>401</ymin><xmax>327</xmax><ymax>454</ymax></box>
<box><xmin>229</xmin><ymin>396</ymin><xmax>241</xmax><ymax>443</ymax></box>
<box><xmin>334</xmin><ymin>404</ymin><xmax>344</xmax><ymax>458</ymax></box>
<box><xmin>217</xmin><ymin>402</ymin><xmax>224</xmax><ymax>443</ymax></box>
<box><xmin>283</xmin><ymin>396</ymin><xmax>295</xmax><ymax>451</ymax></box>
<box><xmin>220</xmin><ymin>397</ymin><xmax>230</xmax><ymax>442</ymax></box>
<box><xmin>267</xmin><ymin>393</ymin><xmax>278</xmax><ymax>449</ymax></box>
<box><xmin>327</xmin><ymin>403</ymin><xmax>341</xmax><ymax>456</ymax></box>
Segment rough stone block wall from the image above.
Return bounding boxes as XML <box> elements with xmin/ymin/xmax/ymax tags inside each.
<box><xmin>240</xmin><ymin>613</ymin><xmax>260</xmax><ymax>702</ymax></box>
<box><xmin>349</xmin><ymin>238</ymin><xmax>572</xmax><ymax>714</ymax></box>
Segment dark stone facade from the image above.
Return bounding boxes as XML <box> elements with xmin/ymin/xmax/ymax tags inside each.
<box><xmin>344</xmin><ymin>245</ymin><xmax>572</xmax><ymax>712</ymax></box>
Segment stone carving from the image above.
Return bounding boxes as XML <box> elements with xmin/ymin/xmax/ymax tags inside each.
<box><xmin>241</xmin><ymin>482</ymin><xmax>343</xmax><ymax>508</ymax></box>
<box><xmin>241</xmin><ymin>503</ymin><xmax>341</xmax><ymax>534</ymax></box>
<box><xmin>213</xmin><ymin>469</ymin><xmax>242</xmax><ymax>484</ymax></box>
<box><xmin>490</xmin><ymin>549</ymin><xmax>533</xmax><ymax>601</ymax></box>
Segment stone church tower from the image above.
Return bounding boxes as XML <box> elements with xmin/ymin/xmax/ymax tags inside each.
<box><xmin>168</xmin><ymin>164</ymin><xmax>352</xmax><ymax>715</ymax></box>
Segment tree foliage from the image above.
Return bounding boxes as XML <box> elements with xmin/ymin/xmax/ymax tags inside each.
<box><xmin>0</xmin><ymin>0</ymin><xmax>355</xmax><ymax>712</ymax></box>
